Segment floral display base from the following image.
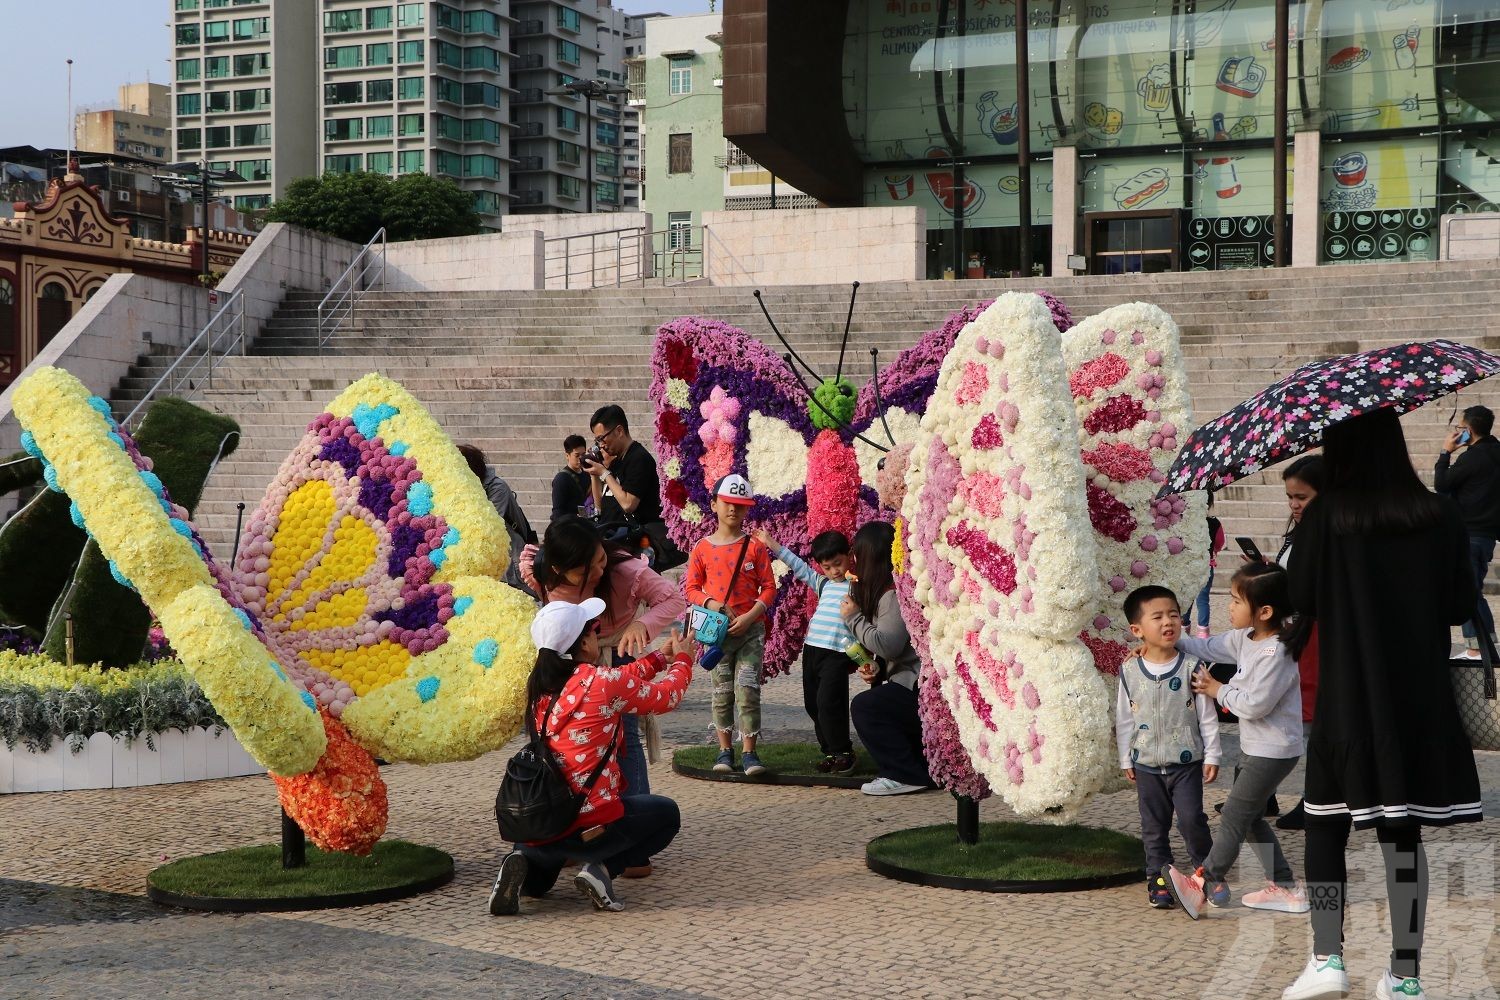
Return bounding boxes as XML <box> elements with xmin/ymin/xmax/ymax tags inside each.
<box><xmin>671</xmin><ymin>744</ymin><xmax>874</xmax><ymax>789</ymax></box>
<box><xmin>146</xmin><ymin>840</ymin><xmax>454</xmax><ymax>912</ymax></box>
<box><xmin>0</xmin><ymin>727</ymin><xmax>264</xmax><ymax>794</ymax></box>
<box><xmin>865</xmin><ymin>821</ymin><xmax>1142</xmax><ymax>894</ymax></box>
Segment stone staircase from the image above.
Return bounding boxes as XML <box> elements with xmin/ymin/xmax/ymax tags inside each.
<box><xmin>108</xmin><ymin>261</ymin><xmax>1500</xmax><ymax>601</ymax></box>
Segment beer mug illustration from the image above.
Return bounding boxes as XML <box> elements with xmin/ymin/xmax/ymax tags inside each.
<box><xmin>1137</xmin><ymin>64</ymin><xmax>1172</xmax><ymax>112</ymax></box>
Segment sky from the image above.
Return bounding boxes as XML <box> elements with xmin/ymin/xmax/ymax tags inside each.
<box><xmin>0</xmin><ymin>0</ymin><xmax>715</xmax><ymax>151</ymax></box>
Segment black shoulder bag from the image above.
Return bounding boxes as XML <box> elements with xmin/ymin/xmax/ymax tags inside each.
<box><xmin>495</xmin><ymin>678</ymin><xmax>619</xmax><ymax>844</ymax></box>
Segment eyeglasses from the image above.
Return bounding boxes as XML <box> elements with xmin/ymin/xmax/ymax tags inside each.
<box><xmin>593</xmin><ymin>425</ymin><xmax>618</xmax><ymax>446</ymax></box>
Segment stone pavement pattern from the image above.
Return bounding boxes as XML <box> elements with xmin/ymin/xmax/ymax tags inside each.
<box><xmin>3</xmin><ymin>677</ymin><xmax>1498</xmax><ymax>1000</ymax></box>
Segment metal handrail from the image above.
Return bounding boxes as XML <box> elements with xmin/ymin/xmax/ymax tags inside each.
<box><xmin>542</xmin><ymin>226</ymin><xmax>647</xmax><ymax>288</ymax></box>
<box><xmin>316</xmin><ymin>227</ymin><xmax>386</xmax><ymax>352</ymax></box>
<box><xmin>123</xmin><ymin>288</ymin><xmax>246</xmax><ymax>429</ymax></box>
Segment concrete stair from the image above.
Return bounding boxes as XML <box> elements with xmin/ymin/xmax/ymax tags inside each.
<box><xmin>106</xmin><ymin>261</ymin><xmax>1500</xmax><ymax>602</ymax></box>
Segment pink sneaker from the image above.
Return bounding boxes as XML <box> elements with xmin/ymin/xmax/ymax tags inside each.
<box><xmin>1193</xmin><ymin>625</ymin><xmax>1211</xmax><ymax>639</ymax></box>
<box><xmin>1243</xmin><ymin>881</ymin><xmax>1310</xmax><ymax>913</ymax></box>
<box><xmin>1165</xmin><ymin>864</ymin><xmax>1206</xmax><ymax>920</ymax></box>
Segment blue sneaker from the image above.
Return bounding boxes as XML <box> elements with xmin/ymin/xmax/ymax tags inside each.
<box><xmin>712</xmin><ymin>749</ymin><xmax>734</xmax><ymax>773</ymax></box>
<box><xmin>740</xmin><ymin>750</ymin><xmax>768</xmax><ymax>777</ymax></box>
<box><xmin>1206</xmin><ymin>875</ymin><xmax>1231</xmax><ymax>908</ymax></box>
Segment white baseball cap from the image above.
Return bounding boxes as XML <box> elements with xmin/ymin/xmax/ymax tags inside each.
<box><xmin>713</xmin><ymin>473</ymin><xmax>755</xmax><ymax>506</ymax></box>
<box><xmin>530</xmin><ymin>597</ymin><xmax>607</xmax><ymax>656</ymax></box>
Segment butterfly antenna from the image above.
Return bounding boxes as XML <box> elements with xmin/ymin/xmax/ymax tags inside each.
<box><xmin>755</xmin><ymin>289</ymin><xmax>822</xmax><ymax>383</ymax></box>
<box><xmin>782</xmin><ymin>353</ymin><xmax>890</xmax><ymax>454</ymax></box>
<box><xmin>835</xmin><ymin>281</ymin><xmax>861</xmax><ymax>382</ymax></box>
<box><xmin>870</xmin><ymin>348</ymin><xmax>897</xmax><ymax>447</ymax></box>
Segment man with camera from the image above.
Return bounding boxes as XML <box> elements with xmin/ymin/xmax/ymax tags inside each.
<box><xmin>1437</xmin><ymin>404</ymin><xmax>1500</xmax><ymax>659</ymax></box>
<box><xmin>586</xmin><ymin>404</ymin><xmax>661</xmax><ymax>528</ymax></box>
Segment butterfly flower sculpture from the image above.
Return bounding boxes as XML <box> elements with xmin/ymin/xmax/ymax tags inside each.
<box><xmin>13</xmin><ymin>368</ymin><xmax>535</xmax><ymax>854</ymax></box>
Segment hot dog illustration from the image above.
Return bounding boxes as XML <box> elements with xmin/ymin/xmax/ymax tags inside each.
<box><xmin>1113</xmin><ymin>167</ymin><xmax>1171</xmax><ymax>210</ymax></box>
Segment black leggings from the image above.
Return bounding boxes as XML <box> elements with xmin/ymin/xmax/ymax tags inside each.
<box><xmin>1306</xmin><ymin>817</ymin><xmax>1426</xmax><ymax>978</ymax></box>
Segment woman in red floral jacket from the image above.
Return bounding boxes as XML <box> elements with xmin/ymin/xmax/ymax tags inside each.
<box><xmin>488</xmin><ymin>597</ymin><xmax>694</xmax><ymax>916</ymax></box>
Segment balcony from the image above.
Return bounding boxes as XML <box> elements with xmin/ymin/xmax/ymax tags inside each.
<box><xmin>715</xmin><ymin>142</ymin><xmax>757</xmax><ymax>169</ymax></box>
<box><xmin>516</xmin><ymin>189</ymin><xmax>544</xmax><ymax>205</ymax></box>
<box><xmin>519</xmin><ymin>121</ymin><xmax>543</xmax><ymax>137</ymax></box>
<box><xmin>515</xmin><ymin>155</ymin><xmax>544</xmax><ymax>171</ymax></box>
<box><xmin>516</xmin><ymin>88</ymin><xmax>543</xmax><ymax>104</ymax></box>
<box><xmin>518</xmin><ymin>53</ymin><xmax>543</xmax><ymax>70</ymax></box>
<box><xmin>514</xmin><ymin>19</ymin><xmax>544</xmax><ymax>36</ymax></box>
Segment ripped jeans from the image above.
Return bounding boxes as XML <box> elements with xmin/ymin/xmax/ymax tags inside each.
<box><xmin>710</xmin><ymin>622</ymin><xmax>764</xmax><ymax>740</ymax></box>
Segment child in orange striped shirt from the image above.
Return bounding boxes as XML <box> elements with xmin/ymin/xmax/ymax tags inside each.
<box><xmin>683</xmin><ymin>474</ymin><xmax>778</xmax><ymax>776</ymax></box>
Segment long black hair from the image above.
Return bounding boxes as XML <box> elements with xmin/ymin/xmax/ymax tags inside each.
<box><xmin>1280</xmin><ymin>453</ymin><xmax>1325</xmax><ymax>538</ymax></box>
<box><xmin>525</xmin><ymin>633</ymin><xmax>586</xmax><ymax>724</ymax></box>
<box><xmin>1320</xmin><ymin>408</ymin><xmax>1446</xmax><ymax>535</ymax></box>
<box><xmin>532</xmin><ymin>515</ymin><xmax>636</xmax><ymax>607</ymax></box>
<box><xmin>849</xmin><ymin>521</ymin><xmax>896</xmax><ymax>619</ymax></box>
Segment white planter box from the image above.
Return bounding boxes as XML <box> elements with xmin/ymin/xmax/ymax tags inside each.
<box><xmin>0</xmin><ymin>727</ymin><xmax>265</xmax><ymax>794</ymax></box>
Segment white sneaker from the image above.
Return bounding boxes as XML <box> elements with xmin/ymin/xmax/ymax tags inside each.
<box><xmin>1242</xmin><ymin>880</ymin><xmax>1311</xmax><ymax>914</ymax></box>
<box><xmin>1375</xmin><ymin>971</ymin><xmax>1425</xmax><ymax>999</ymax></box>
<box><xmin>860</xmin><ymin>776</ymin><xmax>927</xmax><ymax>796</ymax></box>
<box><xmin>1282</xmin><ymin>954</ymin><xmax>1349</xmax><ymax>999</ymax></box>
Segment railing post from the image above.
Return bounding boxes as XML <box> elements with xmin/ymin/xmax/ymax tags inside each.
<box><xmin>239</xmin><ymin>293</ymin><xmax>247</xmax><ymax>355</ymax></box>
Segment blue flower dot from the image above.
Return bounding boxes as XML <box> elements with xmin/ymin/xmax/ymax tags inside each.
<box><xmin>87</xmin><ymin>396</ymin><xmax>114</xmax><ymax>419</ymax></box>
<box><xmin>140</xmin><ymin>471</ymin><xmax>166</xmax><ymax>498</ymax></box>
<box><xmin>43</xmin><ymin>464</ymin><xmax>62</xmax><ymax>492</ymax></box>
<box><xmin>107</xmin><ymin>432</ymin><xmax>124</xmax><ymax>449</ymax></box>
<box><xmin>168</xmin><ymin>517</ymin><xmax>194</xmax><ymax>539</ymax></box>
<box><xmin>69</xmin><ymin>502</ymin><xmax>86</xmax><ymax>529</ymax></box>
<box><xmin>299</xmin><ymin>689</ymin><xmax>318</xmax><ymax>711</ymax></box>
<box><xmin>19</xmin><ymin>431</ymin><xmax>41</xmax><ymax>458</ymax></box>
<box><xmin>232</xmin><ymin>608</ymin><xmax>254</xmax><ymax>630</ymax></box>
<box><xmin>430</xmin><ymin>548</ymin><xmax>448</xmax><ymax>569</ymax></box>
<box><xmin>389</xmin><ymin>441</ymin><xmax>409</xmax><ymax>456</ymax></box>
<box><xmin>416</xmin><ymin>676</ymin><xmax>441</xmax><ymax>702</ymax></box>
<box><xmin>352</xmin><ymin>402</ymin><xmax>399</xmax><ymax>440</ymax></box>
<box><xmin>108</xmin><ymin>560</ymin><xmax>132</xmax><ymax>589</ymax></box>
<box><xmin>406</xmin><ymin>480</ymin><xmax>434</xmax><ymax>517</ymax></box>
<box><xmin>268</xmin><ymin>659</ymin><xmax>288</xmax><ymax>682</ymax></box>
<box><xmin>472</xmin><ymin>638</ymin><xmax>498</xmax><ymax>668</ymax></box>
<box><xmin>443</xmin><ymin>526</ymin><xmax>460</xmax><ymax>547</ymax></box>
<box><xmin>453</xmin><ymin>595</ymin><xmax>474</xmax><ymax>616</ymax></box>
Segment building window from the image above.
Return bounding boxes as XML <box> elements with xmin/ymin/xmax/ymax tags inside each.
<box><xmin>367</xmin><ymin>43</ymin><xmax>392</xmax><ymax>66</ymax></box>
<box><xmin>464</xmin><ymin>82</ymin><xmax>501</xmax><ymax>107</ymax></box>
<box><xmin>234</xmin><ymin>194</ymin><xmax>270</xmax><ymax>211</ymax></box>
<box><xmin>596</xmin><ymin>122</ymin><xmax>619</xmax><ymax>147</ymax></box>
<box><xmin>397</xmin><ymin>149</ymin><xmax>425</xmax><ymax>173</ymax></box>
<box><xmin>325</xmin><ymin>117</ymin><xmax>363</xmax><ymax>141</ymax></box>
<box><xmin>668</xmin><ymin>133</ymin><xmax>692</xmax><ymax>174</ymax></box>
<box><xmin>596</xmin><ymin>151</ymin><xmax>619</xmax><ymax>175</ymax></box>
<box><xmin>435</xmin><ymin>151</ymin><xmax>462</xmax><ymax>176</ymax></box>
<box><xmin>435</xmin><ymin>114</ymin><xmax>462</xmax><ymax>140</ymax></box>
<box><xmin>177</xmin><ymin>127</ymin><xmax>201</xmax><ymax>151</ymax></box>
<box><xmin>474</xmin><ymin>190</ymin><xmax>503</xmax><ymax>215</ymax></box>
<box><xmin>367</xmin><ymin>115</ymin><xmax>394</xmax><ymax>138</ymax></box>
<box><xmin>668</xmin><ymin>211</ymin><xmax>691</xmax><ymax>249</ymax></box>
<box><xmin>557</xmin><ymin>140</ymin><xmax>581</xmax><ymax>165</ymax></box>
<box><xmin>176</xmin><ymin>58</ymin><xmax>200</xmax><ymax>82</ymax></box>
<box><xmin>559</xmin><ymin>175</ymin><xmax>581</xmax><ymax>199</ymax></box>
<box><xmin>233</xmin><ymin>87</ymin><xmax>270</xmax><ymax>111</ymax></box>
<box><xmin>367</xmin><ymin>151</ymin><xmax>394</xmax><ymax>175</ymax></box>
<box><xmin>434</xmin><ymin>3</ymin><xmax>461</xmax><ymax>30</ymax></box>
<box><xmin>232</xmin><ymin>17</ymin><xmax>268</xmax><ymax>40</ymax></box>
<box><xmin>436</xmin><ymin>78</ymin><xmax>462</xmax><ymax>104</ymax></box>
<box><xmin>205</xmin><ymin>126</ymin><xmax>232</xmax><ymax>149</ymax></box>
<box><xmin>177</xmin><ymin>93</ymin><xmax>201</xmax><ymax>116</ymax></box>
<box><xmin>175</xmin><ymin>0</ymin><xmax>199</xmax><ymax>9</ymax></box>
<box><xmin>206</xmin><ymin>91</ymin><xmax>231</xmax><ymax>113</ymax></box>
<box><xmin>398</xmin><ymin>76</ymin><xmax>424</xmax><ymax>100</ymax></box>
<box><xmin>233</xmin><ymin>123</ymin><xmax>270</xmax><ymax>146</ymax></box>
<box><xmin>176</xmin><ymin>24</ymin><xmax>199</xmax><ymax>44</ymax></box>
<box><xmin>324</xmin><ymin>9</ymin><xmax>361</xmax><ymax>32</ymax></box>
<box><xmin>325</xmin><ymin>46</ymin><xmax>362</xmax><ymax>69</ymax></box>
<box><xmin>233</xmin><ymin>158</ymin><xmax>270</xmax><ymax>181</ymax></box>
<box><xmin>556</xmin><ymin>107</ymin><xmax>580</xmax><ymax>132</ymax></box>
<box><xmin>464</xmin><ymin>46</ymin><xmax>502</xmax><ymax>72</ymax></box>
<box><xmin>464</xmin><ymin>154</ymin><xmax>501</xmax><ymax>179</ymax></box>
<box><xmin>464</xmin><ymin>9</ymin><xmax>500</xmax><ymax>36</ymax></box>
<box><xmin>669</xmin><ymin>56</ymin><xmax>692</xmax><ymax>95</ymax></box>
<box><xmin>234</xmin><ymin>53</ymin><xmax>270</xmax><ymax>76</ymax></box>
<box><xmin>464</xmin><ymin>118</ymin><xmax>501</xmax><ymax>143</ymax></box>
<box><xmin>397</xmin><ymin>3</ymin><xmax>423</xmax><ymax>26</ymax></box>
<box><xmin>367</xmin><ymin>6</ymin><xmax>392</xmax><ymax>29</ymax></box>
<box><xmin>365</xmin><ymin>78</ymin><xmax>392</xmax><ymax>102</ymax></box>
<box><xmin>436</xmin><ymin>41</ymin><xmax>462</xmax><ymax>67</ymax></box>
<box><xmin>557</xmin><ymin>41</ymin><xmax>581</xmax><ymax>65</ymax></box>
<box><xmin>595</xmin><ymin>181</ymin><xmax>619</xmax><ymax>204</ymax></box>
<box><xmin>205</xmin><ymin>20</ymin><xmax>230</xmax><ymax>41</ymax></box>
<box><xmin>398</xmin><ymin>113</ymin><xmax>424</xmax><ymax>136</ymax></box>
<box><xmin>325</xmin><ymin>154</ymin><xmax>364</xmax><ymax>174</ymax></box>
<box><xmin>205</xmin><ymin>56</ymin><xmax>230</xmax><ymax>79</ymax></box>
<box><xmin>557</xmin><ymin>6</ymin><xmax>581</xmax><ymax>31</ymax></box>
<box><xmin>324</xmin><ymin>81</ymin><xmax>363</xmax><ymax>105</ymax></box>
<box><xmin>398</xmin><ymin>40</ymin><xmax>424</xmax><ymax>64</ymax></box>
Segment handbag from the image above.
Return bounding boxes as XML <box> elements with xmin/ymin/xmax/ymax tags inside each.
<box><xmin>688</xmin><ymin>536</ymin><xmax>751</xmax><ymax>646</ymax></box>
<box><xmin>495</xmin><ymin>679</ymin><xmax>619</xmax><ymax>844</ymax></box>
<box><xmin>1451</xmin><ymin>626</ymin><xmax>1500</xmax><ymax>752</ymax></box>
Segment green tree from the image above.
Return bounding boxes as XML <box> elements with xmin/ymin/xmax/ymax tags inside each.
<box><xmin>264</xmin><ymin>171</ymin><xmax>481</xmax><ymax>244</ymax></box>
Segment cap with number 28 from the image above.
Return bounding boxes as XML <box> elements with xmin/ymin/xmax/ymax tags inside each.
<box><xmin>712</xmin><ymin>473</ymin><xmax>755</xmax><ymax>506</ymax></box>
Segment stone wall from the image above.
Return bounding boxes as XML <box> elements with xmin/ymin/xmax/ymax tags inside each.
<box><xmin>700</xmin><ymin>207</ymin><xmax>925</xmax><ymax>286</ymax></box>
<box><xmin>384</xmin><ymin>232</ymin><xmax>544</xmax><ymax>291</ymax></box>
<box><xmin>1441</xmin><ymin>213</ymin><xmax>1500</xmax><ymax>261</ymax></box>
<box><xmin>504</xmin><ymin>211</ymin><xmax>653</xmax><ymax>288</ymax></box>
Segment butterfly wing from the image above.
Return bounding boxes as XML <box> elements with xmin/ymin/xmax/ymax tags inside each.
<box><xmin>1063</xmin><ymin>303</ymin><xmax>1210</xmax><ymax>676</ymax></box>
<box><xmin>901</xmin><ymin>293</ymin><xmax>1114</xmax><ymax>819</ymax></box>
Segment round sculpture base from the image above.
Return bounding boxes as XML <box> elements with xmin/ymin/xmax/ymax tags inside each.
<box><xmin>146</xmin><ymin>839</ymin><xmax>454</xmax><ymax>912</ymax></box>
<box><xmin>866</xmin><ymin>821</ymin><xmax>1142</xmax><ymax>894</ymax></box>
<box><xmin>671</xmin><ymin>742</ymin><xmax>878</xmax><ymax>789</ymax></box>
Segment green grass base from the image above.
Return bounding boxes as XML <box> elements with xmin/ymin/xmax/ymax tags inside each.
<box><xmin>147</xmin><ymin>840</ymin><xmax>452</xmax><ymax>910</ymax></box>
<box><xmin>673</xmin><ymin>741</ymin><xmax>879</xmax><ymax>779</ymax></box>
<box><xmin>867</xmin><ymin>822</ymin><xmax>1142</xmax><ymax>890</ymax></box>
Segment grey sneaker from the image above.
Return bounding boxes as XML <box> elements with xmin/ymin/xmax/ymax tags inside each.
<box><xmin>574</xmin><ymin>862</ymin><xmax>624</xmax><ymax>912</ymax></box>
<box><xmin>712</xmin><ymin>749</ymin><xmax>734</xmax><ymax>773</ymax></box>
<box><xmin>741</xmin><ymin>750</ymin><xmax>768</xmax><ymax>777</ymax></box>
<box><xmin>487</xmin><ymin>851</ymin><xmax>527</xmax><ymax>916</ymax></box>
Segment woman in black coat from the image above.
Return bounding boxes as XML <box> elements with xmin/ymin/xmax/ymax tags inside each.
<box><xmin>1283</xmin><ymin>408</ymin><xmax>1482</xmax><ymax>1000</ymax></box>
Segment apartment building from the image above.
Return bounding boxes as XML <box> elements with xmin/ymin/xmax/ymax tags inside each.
<box><xmin>597</xmin><ymin>3</ymin><xmax>653</xmax><ymax>212</ymax></box>
<box><xmin>75</xmin><ymin>83</ymin><xmax>173</xmax><ymax>165</ymax></box>
<box><xmin>170</xmin><ymin>0</ymin><xmax>318</xmax><ymax>211</ymax></box>
<box><xmin>318</xmin><ymin>0</ymin><xmax>512</xmax><ymax>225</ymax></box>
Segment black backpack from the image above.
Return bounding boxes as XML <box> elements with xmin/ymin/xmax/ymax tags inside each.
<box><xmin>495</xmin><ymin>681</ymin><xmax>618</xmax><ymax>844</ymax></box>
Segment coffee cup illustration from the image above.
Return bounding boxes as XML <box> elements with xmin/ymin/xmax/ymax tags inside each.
<box><xmin>1332</xmin><ymin>152</ymin><xmax>1368</xmax><ymax>187</ymax></box>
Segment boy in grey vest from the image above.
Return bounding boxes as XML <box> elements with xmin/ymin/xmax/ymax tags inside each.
<box><xmin>1117</xmin><ymin>586</ymin><xmax>1222</xmax><ymax>909</ymax></box>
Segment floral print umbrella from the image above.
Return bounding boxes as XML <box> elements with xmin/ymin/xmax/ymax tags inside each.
<box><xmin>1158</xmin><ymin>339</ymin><xmax>1500</xmax><ymax>497</ymax></box>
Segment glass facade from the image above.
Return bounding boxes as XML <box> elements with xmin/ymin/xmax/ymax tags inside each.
<box><xmin>841</xmin><ymin>0</ymin><xmax>1500</xmax><ymax>276</ymax></box>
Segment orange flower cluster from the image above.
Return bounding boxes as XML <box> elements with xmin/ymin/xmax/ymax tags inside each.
<box><xmin>273</xmin><ymin>710</ymin><xmax>389</xmax><ymax>855</ymax></box>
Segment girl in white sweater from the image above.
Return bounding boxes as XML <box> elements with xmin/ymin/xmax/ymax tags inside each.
<box><xmin>1163</xmin><ymin>562</ymin><xmax>1308</xmax><ymax>919</ymax></box>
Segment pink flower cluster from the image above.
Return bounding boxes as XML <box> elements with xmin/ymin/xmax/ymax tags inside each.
<box><xmin>1083</xmin><ymin>442</ymin><xmax>1155</xmax><ymax>483</ymax></box>
<box><xmin>1083</xmin><ymin>395</ymin><xmax>1148</xmax><ymax>435</ymax></box>
<box><xmin>1086</xmin><ymin>483</ymin><xmax>1137</xmax><ymax>543</ymax></box>
<box><xmin>806</xmin><ymin>429</ymin><xmax>859</xmax><ymax>540</ymax></box>
<box><xmin>1068</xmin><ymin>353</ymin><xmax>1131</xmax><ymax>400</ymax></box>
<box><xmin>945</xmin><ymin>522</ymin><xmax>1018</xmax><ymax>595</ymax></box>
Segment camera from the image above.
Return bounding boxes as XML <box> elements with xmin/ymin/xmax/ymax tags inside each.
<box><xmin>585</xmin><ymin>448</ymin><xmax>605</xmax><ymax>467</ymax></box>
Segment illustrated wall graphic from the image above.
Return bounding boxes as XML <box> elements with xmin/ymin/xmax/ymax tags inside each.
<box><xmin>1322</xmin><ymin>151</ymin><xmax>1377</xmax><ymax>211</ymax></box>
<box><xmin>1113</xmin><ymin>167</ymin><xmax>1171</xmax><ymax>210</ymax></box>
<box><xmin>1324</xmin><ymin>97</ymin><xmax>1420</xmax><ymax>133</ymax></box>
<box><xmin>1185</xmin><ymin>0</ymin><xmax>1238</xmax><ymax>48</ymax></box>
<box><xmin>923</xmin><ymin>146</ymin><xmax>986</xmax><ymax>219</ymax></box>
<box><xmin>1083</xmin><ymin>102</ymin><xmax>1125</xmax><ymax>147</ymax></box>
<box><xmin>1137</xmin><ymin>65</ymin><xmax>1172</xmax><ymax>113</ymax></box>
<box><xmin>1216</xmin><ymin>56</ymin><xmax>1266</xmax><ymax>98</ymax></box>
<box><xmin>1327</xmin><ymin>46</ymin><xmax>1372</xmax><ymax>73</ymax></box>
<box><xmin>1392</xmin><ymin>24</ymin><xmax>1420</xmax><ymax>71</ymax></box>
<box><xmin>977</xmin><ymin>91</ymin><xmax>1021</xmax><ymax>147</ymax></box>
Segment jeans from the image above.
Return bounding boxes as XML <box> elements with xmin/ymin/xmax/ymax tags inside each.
<box><xmin>711</xmin><ymin>623</ymin><xmax>764</xmax><ymax>739</ymax></box>
<box><xmin>1203</xmin><ymin>753</ymin><xmax>1299</xmax><ymax>886</ymax></box>
<box><xmin>1462</xmin><ymin>535</ymin><xmax>1496</xmax><ymax>644</ymax></box>
<box><xmin>1135</xmin><ymin>763</ymin><xmax>1213</xmax><ymax>879</ymax></box>
<box><xmin>610</xmin><ymin>649</ymin><xmax>650</xmax><ymax>796</ymax></box>
<box><xmin>851</xmin><ymin>679</ymin><xmax>932</xmax><ymax>787</ymax></box>
<box><xmin>517</xmin><ymin>794</ymin><xmax>681</xmax><ymax>896</ymax></box>
<box><xmin>1190</xmin><ymin>568</ymin><xmax>1214</xmax><ymax>628</ymax></box>
<box><xmin>802</xmin><ymin>644</ymin><xmax>852</xmax><ymax>755</ymax></box>
<box><xmin>1307</xmin><ymin>818</ymin><xmax>1426</xmax><ymax>978</ymax></box>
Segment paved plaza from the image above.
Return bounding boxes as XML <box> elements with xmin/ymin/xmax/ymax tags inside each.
<box><xmin>2</xmin><ymin>676</ymin><xmax>1498</xmax><ymax>1000</ymax></box>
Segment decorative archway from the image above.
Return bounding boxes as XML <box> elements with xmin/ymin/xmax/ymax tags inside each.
<box><xmin>36</xmin><ymin>281</ymin><xmax>71</xmax><ymax>352</ymax></box>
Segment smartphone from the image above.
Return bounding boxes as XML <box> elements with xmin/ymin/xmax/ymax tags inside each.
<box><xmin>1235</xmin><ymin>536</ymin><xmax>1265</xmax><ymax>562</ymax></box>
<box><xmin>1458</xmin><ymin>429</ymin><xmax>1472</xmax><ymax>446</ymax></box>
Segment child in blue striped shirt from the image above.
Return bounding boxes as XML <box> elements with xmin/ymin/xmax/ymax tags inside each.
<box><xmin>756</xmin><ymin>528</ymin><xmax>857</xmax><ymax>774</ymax></box>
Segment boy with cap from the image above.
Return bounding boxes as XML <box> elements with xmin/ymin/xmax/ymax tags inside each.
<box><xmin>683</xmin><ymin>474</ymin><xmax>778</xmax><ymax>776</ymax></box>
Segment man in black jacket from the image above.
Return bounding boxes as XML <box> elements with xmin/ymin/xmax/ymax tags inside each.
<box><xmin>1436</xmin><ymin>404</ymin><xmax>1500</xmax><ymax>658</ymax></box>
